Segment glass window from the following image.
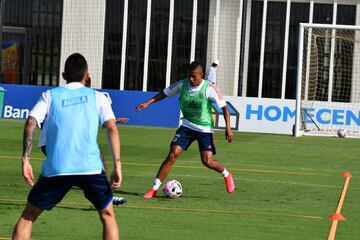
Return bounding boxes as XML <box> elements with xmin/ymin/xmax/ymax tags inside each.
<box><xmin>337</xmin><ymin>5</ymin><xmax>356</xmax><ymax>25</ymax></box>
<box><xmin>124</xmin><ymin>0</ymin><xmax>147</xmax><ymax>91</ymax></box>
<box><xmin>285</xmin><ymin>2</ymin><xmax>310</xmax><ymax>99</ymax></box>
<box><xmin>195</xmin><ymin>0</ymin><xmax>210</xmax><ymax>66</ymax></box>
<box><xmin>170</xmin><ymin>0</ymin><xmax>193</xmax><ymax>83</ymax></box>
<box><xmin>102</xmin><ymin>0</ymin><xmax>124</xmax><ymax>89</ymax></box>
<box><xmin>313</xmin><ymin>3</ymin><xmax>333</xmax><ymax>24</ymax></box>
<box><xmin>247</xmin><ymin>0</ymin><xmax>263</xmax><ymax>97</ymax></box>
<box><xmin>262</xmin><ymin>1</ymin><xmax>286</xmax><ymax>98</ymax></box>
<box><xmin>333</xmin><ymin>5</ymin><xmax>356</xmax><ymax>102</ymax></box>
<box><xmin>311</xmin><ymin>4</ymin><xmax>333</xmax><ymax>101</ymax></box>
<box><xmin>147</xmin><ymin>0</ymin><xmax>170</xmax><ymax>92</ymax></box>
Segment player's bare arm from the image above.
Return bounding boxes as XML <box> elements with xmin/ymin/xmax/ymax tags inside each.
<box><xmin>116</xmin><ymin>117</ymin><xmax>129</xmax><ymax>123</ymax></box>
<box><xmin>104</xmin><ymin>119</ymin><xmax>122</xmax><ymax>190</ymax></box>
<box><xmin>22</xmin><ymin>116</ymin><xmax>38</xmax><ymax>186</ymax></box>
<box><xmin>222</xmin><ymin>106</ymin><xmax>234</xmax><ymax>143</ymax></box>
<box><xmin>135</xmin><ymin>91</ymin><xmax>167</xmax><ymax>111</ymax></box>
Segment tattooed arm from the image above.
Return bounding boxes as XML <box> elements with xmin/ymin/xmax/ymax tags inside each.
<box><xmin>22</xmin><ymin>116</ymin><xmax>38</xmax><ymax>186</ymax></box>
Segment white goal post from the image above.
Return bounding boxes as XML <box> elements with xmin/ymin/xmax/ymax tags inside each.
<box><xmin>295</xmin><ymin>23</ymin><xmax>360</xmax><ymax>138</ymax></box>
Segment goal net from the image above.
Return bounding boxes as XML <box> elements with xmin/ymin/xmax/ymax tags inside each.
<box><xmin>295</xmin><ymin>23</ymin><xmax>360</xmax><ymax>138</ymax></box>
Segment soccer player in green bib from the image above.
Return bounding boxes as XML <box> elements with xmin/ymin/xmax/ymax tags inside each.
<box><xmin>136</xmin><ymin>61</ymin><xmax>235</xmax><ymax>198</ymax></box>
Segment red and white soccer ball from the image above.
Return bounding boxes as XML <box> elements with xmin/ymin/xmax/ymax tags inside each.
<box><xmin>337</xmin><ymin>128</ymin><xmax>347</xmax><ymax>138</ymax></box>
<box><xmin>163</xmin><ymin>180</ymin><xmax>183</xmax><ymax>199</ymax></box>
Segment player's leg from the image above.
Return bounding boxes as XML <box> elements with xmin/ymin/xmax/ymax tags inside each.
<box><xmin>156</xmin><ymin>144</ymin><xmax>183</xmax><ymax>181</ymax></box>
<box><xmin>200</xmin><ymin>151</ymin><xmax>235</xmax><ymax>193</ymax></box>
<box><xmin>158</xmin><ymin>126</ymin><xmax>196</xmax><ymax>181</ymax></box>
<box><xmin>200</xmin><ymin>150</ymin><xmax>225</xmax><ymax>172</ymax></box>
<box><xmin>13</xmin><ymin>175</ymin><xmax>72</xmax><ymax>239</ymax></box>
<box><xmin>12</xmin><ymin>202</ymin><xmax>43</xmax><ymax>240</ymax></box>
<box><xmin>79</xmin><ymin>173</ymin><xmax>119</xmax><ymax>239</ymax></box>
<box><xmin>98</xmin><ymin>203</ymin><xmax>119</xmax><ymax>240</ymax></box>
<box><xmin>197</xmin><ymin>132</ymin><xmax>235</xmax><ymax>193</ymax></box>
<box><xmin>143</xmin><ymin>144</ymin><xmax>183</xmax><ymax>198</ymax></box>
<box><xmin>143</xmin><ymin>127</ymin><xmax>194</xmax><ymax>198</ymax></box>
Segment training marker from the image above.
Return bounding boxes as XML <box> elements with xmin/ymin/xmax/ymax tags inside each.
<box><xmin>327</xmin><ymin>172</ymin><xmax>352</xmax><ymax>240</ymax></box>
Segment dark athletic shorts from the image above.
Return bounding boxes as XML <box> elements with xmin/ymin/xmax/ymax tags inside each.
<box><xmin>28</xmin><ymin>173</ymin><xmax>113</xmax><ymax>211</ymax></box>
<box><xmin>171</xmin><ymin>126</ymin><xmax>216</xmax><ymax>155</ymax></box>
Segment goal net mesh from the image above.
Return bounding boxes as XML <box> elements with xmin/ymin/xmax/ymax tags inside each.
<box><xmin>300</xmin><ymin>26</ymin><xmax>360</xmax><ymax>137</ymax></box>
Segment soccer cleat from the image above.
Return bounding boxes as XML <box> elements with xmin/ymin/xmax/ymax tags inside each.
<box><xmin>224</xmin><ymin>174</ymin><xmax>235</xmax><ymax>193</ymax></box>
<box><xmin>143</xmin><ymin>189</ymin><xmax>157</xmax><ymax>198</ymax></box>
<box><xmin>113</xmin><ymin>196</ymin><xmax>127</xmax><ymax>206</ymax></box>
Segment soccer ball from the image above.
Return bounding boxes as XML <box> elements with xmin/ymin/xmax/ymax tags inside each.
<box><xmin>163</xmin><ymin>180</ymin><xmax>182</xmax><ymax>199</ymax></box>
<box><xmin>337</xmin><ymin>128</ymin><xmax>347</xmax><ymax>138</ymax></box>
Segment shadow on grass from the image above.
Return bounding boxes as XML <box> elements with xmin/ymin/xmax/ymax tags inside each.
<box><xmin>113</xmin><ymin>190</ymin><xmax>210</xmax><ymax>200</ymax></box>
<box><xmin>0</xmin><ymin>201</ymin><xmax>96</xmax><ymax>211</ymax></box>
<box><xmin>113</xmin><ymin>190</ymin><xmax>143</xmax><ymax>197</ymax></box>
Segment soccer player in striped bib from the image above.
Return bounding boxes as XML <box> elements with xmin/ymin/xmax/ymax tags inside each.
<box><xmin>136</xmin><ymin>61</ymin><xmax>235</xmax><ymax>198</ymax></box>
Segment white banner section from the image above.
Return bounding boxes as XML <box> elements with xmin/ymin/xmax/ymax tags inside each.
<box><xmin>301</xmin><ymin>100</ymin><xmax>360</xmax><ymax>136</ymax></box>
<box><xmin>217</xmin><ymin>97</ymin><xmax>296</xmax><ymax>135</ymax></box>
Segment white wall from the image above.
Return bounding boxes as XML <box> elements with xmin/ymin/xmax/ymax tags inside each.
<box><xmin>59</xmin><ymin>0</ymin><xmax>106</xmax><ymax>88</ymax></box>
<box><xmin>217</xmin><ymin>1</ymin><xmax>239</xmax><ymax>96</ymax></box>
<box><xmin>206</xmin><ymin>0</ymin><xmax>216</xmax><ymax>76</ymax></box>
<box><xmin>206</xmin><ymin>0</ymin><xmax>240</xmax><ymax>96</ymax></box>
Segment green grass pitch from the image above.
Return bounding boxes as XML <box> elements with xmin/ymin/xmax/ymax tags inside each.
<box><xmin>0</xmin><ymin>119</ymin><xmax>359</xmax><ymax>239</ymax></box>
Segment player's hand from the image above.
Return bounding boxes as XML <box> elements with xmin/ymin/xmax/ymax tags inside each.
<box><xmin>22</xmin><ymin>157</ymin><xmax>35</xmax><ymax>186</ymax></box>
<box><xmin>110</xmin><ymin>168</ymin><xmax>122</xmax><ymax>190</ymax></box>
<box><xmin>116</xmin><ymin>117</ymin><xmax>129</xmax><ymax>123</ymax></box>
<box><xmin>135</xmin><ymin>103</ymin><xmax>149</xmax><ymax>112</ymax></box>
<box><xmin>225</xmin><ymin>128</ymin><xmax>234</xmax><ymax>143</ymax></box>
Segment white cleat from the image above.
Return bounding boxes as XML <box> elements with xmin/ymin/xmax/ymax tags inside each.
<box><xmin>113</xmin><ymin>196</ymin><xmax>127</xmax><ymax>206</ymax></box>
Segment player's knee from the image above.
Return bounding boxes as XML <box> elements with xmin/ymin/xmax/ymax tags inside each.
<box><xmin>166</xmin><ymin>152</ymin><xmax>178</xmax><ymax>164</ymax></box>
<box><xmin>99</xmin><ymin>207</ymin><xmax>115</xmax><ymax>223</ymax></box>
<box><xmin>201</xmin><ymin>157</ymin><xmax>213</xmax><ymax>167</ymax></box>
<box><xmin>22</xmin><ymin>204</ymin><xmax>43</xmax><ymax>222</ymax></box>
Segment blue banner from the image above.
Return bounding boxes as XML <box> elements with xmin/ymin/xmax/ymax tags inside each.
<box><xmin>0</xmin><ymin>84</ymin><xmax>180</xmax><ymax>128</ymax></box>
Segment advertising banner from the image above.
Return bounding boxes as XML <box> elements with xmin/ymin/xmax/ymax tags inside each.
<box><xmin>0</xmin><ymin>84</ymin><xmax>180</xmax><ymax>128</ymax></box>
<box><xmin>4</xmin><ymin>84</ymin><xmax>358</xmax><ymax>135</ymax></box>
<box><xmin>301</xmin><ymin>100</ymin><xmax>360</xmax><ymax>135</ymax></box>
<box><xmin>1</xmin><ymin>40</ymin><xmax>20</xmax><ymax>84</ymax></box>
<box><xmin>219</xmin><ymin>97</ymin><xmax>296</xmax><ymax>135</ymax></box>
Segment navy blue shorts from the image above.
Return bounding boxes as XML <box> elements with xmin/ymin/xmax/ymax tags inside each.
<box><xmin>28</xmin><ymin>173</ymin><xmax>113</xmax><ymax>211</ymax></box>
<box><xmin>171</xmin><ymin>126</ymin><xmax>216</xmax><ymax>154</ymax></box>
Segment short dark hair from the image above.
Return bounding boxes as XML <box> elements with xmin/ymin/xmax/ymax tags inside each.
<box><xmin>212</xmin><ymin>63</ymin><xmax>218</xmax><ymax>67</ymax></box>
<box><xmin>188</xmin><ymin>61</ymin><xmax>204</xmax><ymax>74</ymax></box>
<box><xmin>64</xmin><ymin>53</ymin><xmax>88</xmax><ymax>83</ymax></box>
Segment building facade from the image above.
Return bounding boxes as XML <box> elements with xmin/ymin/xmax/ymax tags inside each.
<box><xmin>1</xmin><ymin>0</ymin><xmax>359</xmax><ymax>100</ymax></box>
<box><xmin>1</xmin><ymin>0</ymin><xmax>63</xmax><ymax>86</ymax></box>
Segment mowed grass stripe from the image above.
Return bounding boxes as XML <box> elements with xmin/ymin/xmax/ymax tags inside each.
<box><xmin>118</xmin><ymin>172</ymin><xmax>359</xmax><ymax>190</ymax></box>
<box><xmin>0</xmin><ymin>198</ymin><xmax>322</xmax><ymax>220</ymax></box>
<box><xmin>0</xmin><ymin>155</ymin><xmax>331</xmax><ymax>177</ymax></box>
